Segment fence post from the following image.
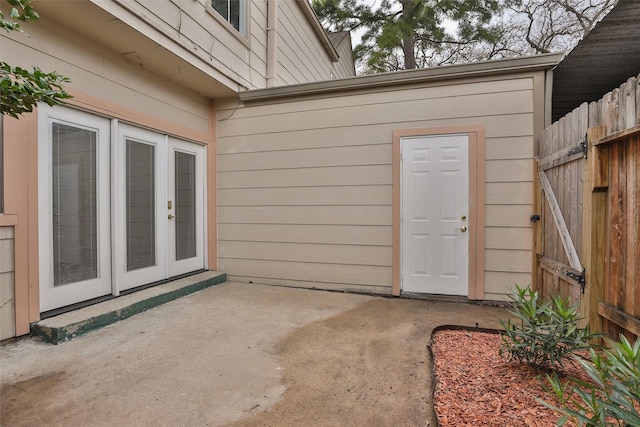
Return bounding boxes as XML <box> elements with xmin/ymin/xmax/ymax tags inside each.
<box><xmin>581</xmin><ymin>125</ymin><xmax>607</xmax><ymax>335</ymax></box>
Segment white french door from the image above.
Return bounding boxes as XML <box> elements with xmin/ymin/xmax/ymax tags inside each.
<box><xmin>113</xmin><ymin>124</ymin><xmax>168</xmax><ymax>291</ymax></box>
<box><xmin>39</xmin><ymin>106</ymin><xmax>206</xmax><ymax>311</ymax></box>
<box><xmin>401</xmin><ymin>134</ymin><xmax>469</xmax><ymax>296</ymax></box>
<box><xmin>38</xmin><ymin>107</ymin><xmax>112</xmax><ymax>312</ymax></box>
<box><xmin>168</xmin><ymin>138</ymin><xmax>205</xmax><ymax>277</ymax></box>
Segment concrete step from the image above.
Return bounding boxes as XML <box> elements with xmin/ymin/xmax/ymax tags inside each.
<box><xmin>31</xmin><ymin>271</ymin><xmax>227</xmax><ymax>344</ymax></box>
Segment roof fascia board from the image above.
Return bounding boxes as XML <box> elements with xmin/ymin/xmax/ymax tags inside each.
<box><xmin>296</xmin><ymin>0</ymin><xmax>339</xmax><ymax>62</ymax></box>
<box><xmin>240</xmin><ymin>52</ymin><xmax>564</xmax><ymax>102</ymax></box>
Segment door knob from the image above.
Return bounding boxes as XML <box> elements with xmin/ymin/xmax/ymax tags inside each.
<box><xmin>459</xmin><ymin>226</ymin><xmax>467</xmax><ymax>232</ymax></box>
<box><xmin>168</xmin><ymin>214</ymin><xmax>175</xmax><ymax>220</ymax></box>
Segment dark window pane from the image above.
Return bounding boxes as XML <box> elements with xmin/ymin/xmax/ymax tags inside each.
<box><xmin>126</xmin><ymin>140</ymin><xmax>156</xmax><ymax>271</ymax></box>
<box><xmin>212</xmin><ymin>0</ymin><xmax>228</xmax><ymax>20</ymax></box>
<box><xmin>229</xmin><ymin>0</ymin><xmax>240</xmax><ymax>31</ymax></box>
<box><xmin>175</xmin><ymin>152</ymin><xmax>197</xmax><ymax>260</ymax></box>
<box><xmin>52</xmin><ymin>122</ymin><xmax>98</xmax><ymax>286</ymax></box>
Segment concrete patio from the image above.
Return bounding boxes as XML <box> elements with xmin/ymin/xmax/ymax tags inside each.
<box><xmin>1</xmin><ymin>282</ymin><xmax>507</xmax><ymax>426</ymax></box>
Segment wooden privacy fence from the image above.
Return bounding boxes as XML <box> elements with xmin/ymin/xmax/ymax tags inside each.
<box><xmin>536</xmin><ymin>74</ymin><xmax>640</xmax><ymax>340</ymax></box>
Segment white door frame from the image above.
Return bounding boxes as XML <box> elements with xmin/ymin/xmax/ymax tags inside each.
<box><xmin>400</xmin><ymin>134</ymin><xmax>469</xmax><ymax>295</ymax></box>
<box><xmin>38</xmin><ymin>106</ymin><xmax>112</xmax><ymax>312</ymax></box>
<box><xmin>167</xmin><ymin>137</ymin><xmax>205</xmax><ymax>277</ymax></box>
<box><xmin>38</xmin><ymin>106</ymin><xmax>208</xmax><ymax>311</ymax></box>
<box><xmin>392</xmin><ymin>126</ymin><xmax>486</xmax><ymax>300</ymax></box>
<box><xmin>113</xmin><ymin>123</ymin><xmax>168</xmax><ymax>293</ymax></box>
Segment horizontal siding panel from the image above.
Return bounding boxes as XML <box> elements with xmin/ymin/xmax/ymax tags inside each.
<box><xmin>218</xmin><ymin>128</ymin><xmax>392</xmax><ymax>154</ymax></box>
<box><xmin>485</xmin><ymin>159</ymin><xmax>534</xmax><ymax>182</ymax></box>
<box><xmin>0</xmin><ymin>238</ymin><xmax>14</xmax><ymax>274</ymax></box>
<box><xmin>218</xmin><ymin>185</ymin><xmax>391</xmax><ymax>206</ymax></box>
<box><xmin>485</xmin><ymin>182</ymin><xmax>533</xmax><ymax>204</ymax></box>
<box><xmin>484</xmin><ymin>271</ymin><xmax>533</xmax><ymax>293</ymax></box>
<box><xmin>485</xmin><ymin>227</ymin><xmax>533</xmax><ymax>250</ymax></box>
<box><xmin>221</xmin><ymin>78</ymin><xmax>534</xmax><ymax>120</ymax></box>
<box><xmin>219</xmin><ymin>241</ymin><xmax>392</xmax><ymax>266</ymax></box>
<box><xmin>218</xmin><ymin>113</ymin><xmax>533</xmax><ymax>142</ymax></box>
<box><xmin>218</xmin><ymin>224</ymin><xmax>392</xmax><ymax>245</ymax></box>
<box><xmin>454</xmin><ymin>90</ymin><xmax>533</xmax><ymax>117</ymax></box>
<box><xmin>276</xmin><ymin>1</ymin><xmax>331</xmax><ymax>85</ymax></box>
<box><xmin>132</xmin><ymin>0</ymin><xmax>254</xmax><ymax>83</ymax></box>
<box><xmin>486</xmin><ymin>249</ymin><xmax>532</xmax><ymax>273</ymax></box>
<box><xmin>218</xmin><ymin>144</ymin><xmax>391</xmax><ymax>171</ymax></box>
<box><xmin>218</xmin><ymin>165</ymin><xmax>392</xmax><ymax>188</ymax></box>
<box><xmin>485</xmin><ymin>137</ymin><xmax>534</xmax><ymax>160</ymax></box>
<box><xmin>218</xmin><ymin>206</ymin><xmax>392</xmax><ymax>225</ymax></box>
<box><xmin>485</xmin><ymin>205</ymin><xmax>534</xmax><ymax>227</ymax></box>
<box><xmin>218</xmin><ymin>258</ymin><xmax>392</xmax><ymax>286</ymax></box>
<box><xmin>220</xmin><ymin>97</ymin><xmax>458</xmax><ymax>136</ymax></box>
<box><xmin>234</xmin><ymin>94</ymin><xmax>522</xmax><ymax>136</ymax></box>
<box><xmin>332</xmin><ymin>42</ymin><xmax>354</xmax><ymax>79</ymax></box>
<box><xmin>3</xmin><ymin>35</ymin><xmax>211</xmax><ymax>135</ymax></box>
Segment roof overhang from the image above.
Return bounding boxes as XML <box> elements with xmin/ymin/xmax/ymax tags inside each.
<box><xmin>29</xmin><ymin>0</ymin><xmax>238</xmax><ymax>99</ymax></box>
<box><xmin>552</xmin><ymin>0</ymin><xmax>640</xmax><ymax>121</ymax></box>
<box><xmin>297</xmin><ymin>0</ymin><xmax>340</xmax><ymax>62</ymax></box>
<box><xmin>240</xmin><ymin>53</ymin><xmax>563</xmax><ymax>102</ymax></box>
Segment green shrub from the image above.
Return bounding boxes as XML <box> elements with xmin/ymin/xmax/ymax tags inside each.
<box><xmin>544</xmin><ymin>335</ymin><xmax>640</xmax><ymax>427</ymax></box>
<box><xmin>499</xmin><ymin>284</ymin><xmax>598</xmax><ymax>370</ymax></box>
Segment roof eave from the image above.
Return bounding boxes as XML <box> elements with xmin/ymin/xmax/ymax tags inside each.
<box><xmin>297</xmin><ymin>0</ymin><xmax>339</xmax><ymax>62</ymax></box>
<box><xmin>240</xmin><ymin>52</ymin><xmax>563</xmax><ymax>102</ymax></box>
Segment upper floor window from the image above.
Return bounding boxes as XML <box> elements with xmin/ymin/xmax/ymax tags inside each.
<box><xmin>211</xmin><ymin>0</ymin><xmax>246</xmax><ymax>35</ymax></box>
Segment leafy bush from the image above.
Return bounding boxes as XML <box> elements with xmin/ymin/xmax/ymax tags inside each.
<box><xmin>499</xmin><ymin>285</ymin><xmax>598</xmax><ymax>370</ymax></box>
<box><xmin>544</xmin><ymin>335</ymin><xmax>640</xmax><ymax>426</ymax></box>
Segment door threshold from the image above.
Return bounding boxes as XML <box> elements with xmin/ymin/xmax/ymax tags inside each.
<box><xmin>31</xmin><ymin>271</ymin><xmax>226</xmax><ymax>344</ymax></box>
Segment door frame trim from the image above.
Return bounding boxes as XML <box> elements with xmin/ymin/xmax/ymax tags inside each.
<box><xmin>392</xmin><ymin>125</ymin><xmax>486</xmax><ymax>299</ymax></box>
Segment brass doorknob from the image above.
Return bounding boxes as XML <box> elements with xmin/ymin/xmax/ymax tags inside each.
<box><xmin>459</xmin><ymin>226</ymin><xmax>467</xmax><ymax>232</ymax></box>
<box><xmin>168</xmin><ymin>214</ymin><xmax>175</xmax><ymax>220</ymax></box>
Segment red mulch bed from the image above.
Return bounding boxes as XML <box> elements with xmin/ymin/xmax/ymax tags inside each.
<box><xmin>432</xmin><ymin>329</ymin><xmax>591</xmax><ymax>427</ymax></box>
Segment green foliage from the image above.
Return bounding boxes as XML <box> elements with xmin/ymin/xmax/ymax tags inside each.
<box><xmin>1</xmin><ymin>63</ymin><xmax>71</xmax><ymax>118</ymax></box>
<box><xmin>0</xmin><ymin>0</ymin><xmax>38</xmax><ymax>32</ymax></box>
<box><xmin>1</xmin><ymin>0</ymin><xmax>71</xmax><ymax>118</ymax></box>
<box><xmin>312</xmin><ymin>0</ymin><xmax>509</xmax><ymax>72</ymax></box>
<box><xmin>499</xmin><ymin>285</ymin><xmax>598</xmax><ymax>370</ymax></box>
<box><xmin>544</xmin><ymin>335</ymin><xmax>640</xmax><ymax>427</ymax></box>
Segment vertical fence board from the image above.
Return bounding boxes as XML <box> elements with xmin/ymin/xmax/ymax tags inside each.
<box><xmin>622</xmin><ymin>78</ymin><xmax>636</xmax><ymax>129</ymax></box>
<box><xmin>610</xmin><ymin>88</ymin><xmax>620</xmax><ymax>133</ymax></box>
<box><xmin>538</xmin><ymin>75</ymin><xmax>640</xmax><ymax>339</ymax></box>
<box><xmin>602</xmin><ymin>92</ymin><xmax>612</xmax><ymax>134</ymax></box>
<box><xmin>626</xmin><ymin>137</ymin><xmax>640</xmax><ymax>326</ymax></box>
<box><xmin>636</xmin><ymin>73</ymin><xmax>640</xmax><ymax>126</ymax></box>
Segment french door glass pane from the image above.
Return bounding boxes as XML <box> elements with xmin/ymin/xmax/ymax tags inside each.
<box><xmin>175</xmin><ymin>151</ymin><xmax>197</xmax><ymax>260</ymax></box>
<box><xmin>126</xmin><ymin>140</ymin><xmax>156</xmax><ymax>271</ymax></box>
<box><xmin>52</xmin><ymin>122</ymin><xmax>98</xmax><ymax>286</ymax></box>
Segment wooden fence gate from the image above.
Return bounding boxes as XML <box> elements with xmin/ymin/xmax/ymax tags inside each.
<box><xmin>536</xmin><ymin>74</ymin><xmax>640</xmax><ymax>340</ymax></box>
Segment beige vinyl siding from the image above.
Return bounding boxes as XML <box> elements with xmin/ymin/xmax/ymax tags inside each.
<box><xmin>331</xmin><ymin>37</ymin><xmax>355</xmax><ymax>79</ymax></box>
<box><xmin>3</xmin><ymin>18</ymin><xmax>211</xmax><ymax>136</ymax></box>
<box><xmin>275</xmin><ymin>2</ymin><xmax>336</xmax><ymax>85</ymax></box>
<box><xmin>0</xmin><ymin>227</ymin><xmax>15</xmax><ymax>340</ymax></box>
<box><xmin>249</xmin><ymin>1</ymin><xmax>269</xmax><ymax>84</ymax></box>
<box><xmin>115</xmin><ymin>0</ymin><xmax>267</xmax><ymax>89</ymax></box>
<box><xmin>217</xmin><ymin>73</ymin><xmax>541</xmax><ymax>296</ymax></box>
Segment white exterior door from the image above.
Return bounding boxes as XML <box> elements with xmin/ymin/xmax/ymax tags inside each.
<box><xmin>167</xmin><ymin>138</ymin><xmax>205</xmax><ymax>277</ymax></box>
<box><xmin>113</xmin><ymin>124</ymin><xmax>168</xmax><ymax>292</ymax></box>
<box><xmin>39</xmin><ymin>107</ymin><xmax>206</xmax><ymax>311</ymax></box>
<box><xmin>38</xmin><ymin>106</ymin><xmax>112</xmax><ymax>312</ymax></box>
<box><xmin>401</xmin><ymin>134</ymin><xmax>469</xmax><ymax>295</ymax></box>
